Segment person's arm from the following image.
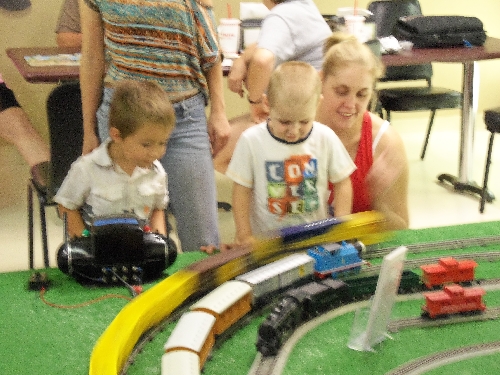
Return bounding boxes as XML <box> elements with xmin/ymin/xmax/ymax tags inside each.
<box><xmin>227</xmin><ymin>43</ymin><xmax>257</xmax><ymax>97</ymax></box>
<box><xmin>57</xmin><ymin>204</ymin><xmax>86</xmax><ymax>238</ymax></box>
<box><xmin>367</xmin><ymin>120</ymin><xmax>409</xmax><ymax>230</ymax></box>
<box><xmin>205</xmin><ymin>59</ymin><xmax>231</xmax><ymax>157</ymax></box>
<box><xmin>79</xmin><ymin>0</ymin><xmax>105</xmax><ymax>154</ymax></box>
<box><xmin>232</xmin><ymin>182</ymin><xmax>255</xmax><ymax>246</ymax></box>
<box><xmin>246</xmin><ymin>48</ymin><xmax>274</xmax><ymax>123</ymax></box>
<box><xmin>331</xmin><ymin>177</ymin><xmax>353</xmax><ymax>217</ymax></box>
<box><xmin>56</xmin><ymin>0</ymin><xmax>82</xmax><ymax>48</ymax></box>
<box><xmin>149</xmin><ymin>209</ymin><xmax>167</xmax><ymax>235</ymax></box>
<box><xmin>56</xmin><ymin>33</ymin><xmax>82</xmax><ymax>48</ymax></box>
<box><xmin>0</xmin><ymin>106</ymin><xmax>50</xmax><ymax>167</ymax></box>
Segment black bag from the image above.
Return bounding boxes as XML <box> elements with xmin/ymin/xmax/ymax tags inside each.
<box><xmin>394</xmin><ymin>15</ymin><xmax>487</xmax><ymax>48</ymax></box>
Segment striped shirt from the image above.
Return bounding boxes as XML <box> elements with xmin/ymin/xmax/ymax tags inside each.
<box><xmin>85</xmin><ymin>0</ymin><xmax>220</xmax><ymax>103</ymax></box>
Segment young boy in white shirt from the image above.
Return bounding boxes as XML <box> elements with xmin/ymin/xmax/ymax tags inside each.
<box><xmin>55</xmin><ymin>80</ymin><xmax>175</xmax><ymax>239</ymax></box>
<box><xmin>226</xmin><ymin>61</ymin><xmax>355</xmax><ymax>247</ymax></box>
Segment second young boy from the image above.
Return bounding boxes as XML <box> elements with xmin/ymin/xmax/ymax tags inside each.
<box><xmin>226</xmin><ymin>61</ymin><xmax>355</xmax><ymax>247</ymax></box>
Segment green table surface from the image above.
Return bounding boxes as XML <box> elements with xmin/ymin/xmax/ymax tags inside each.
<box><xmin>1</xmin><ymin>221</ymin><xmax>500</xmax><ymax>375</ymax></box>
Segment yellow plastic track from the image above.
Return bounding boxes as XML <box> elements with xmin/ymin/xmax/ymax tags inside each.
<box><xmin>89</xmin><ymin>269</ymin><xmax>199</xmax><ymax>375</ymax></box>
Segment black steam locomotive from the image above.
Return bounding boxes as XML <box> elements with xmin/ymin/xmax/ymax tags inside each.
<box><xmin>256</xmin><ymin>270</ymin><xmax>422</xmax><ymax>356</ymax></box>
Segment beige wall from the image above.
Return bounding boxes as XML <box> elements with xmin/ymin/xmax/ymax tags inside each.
<box><xmin>2</xmin><ymin>0</ymin><xmax>500</xmax><ymax>139</ymax></box>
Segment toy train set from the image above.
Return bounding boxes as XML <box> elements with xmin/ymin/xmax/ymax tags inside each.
<box><xmin>256</xmin><ymin>256</ymin><xmax>486</xmax><ymax>357</ymax></box>
<box><xmin>85</xmin><ymin>211</ymin><xmax>491</xmax><ymax>375</ymax></box>
<box><xmin>160</xmin><ymin>243</ymin><xmax>487</xmax><ymax>373</ymax></box>
<box><xmin>88</xmin><ymin>211</ymin><xmax>389</xmax><ymax>374</ymax></box>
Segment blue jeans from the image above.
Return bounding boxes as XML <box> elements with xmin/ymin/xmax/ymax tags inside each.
<box><xmin>97</xmin><ymin>88</ymin><xmax>219</xmax><ymax>251</ymax></box>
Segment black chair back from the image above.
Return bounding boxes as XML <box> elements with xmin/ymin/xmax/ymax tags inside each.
<box><xmin>46</xmin><ymin>81</ymin><xmax>83</xmax><ymax>197</ymax></box>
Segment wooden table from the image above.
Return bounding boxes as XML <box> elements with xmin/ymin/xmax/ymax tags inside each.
<box><xmin>382</xmin><ymin>37</ymin><xmax>500</xmax><ymax>200</ymax></box>
<box><xmin>6</xmin><ymin>46</ymin><xmax>80</xmax><ymax>83</ymax></box>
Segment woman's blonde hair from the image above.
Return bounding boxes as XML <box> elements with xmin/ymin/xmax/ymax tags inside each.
<box><xmin>322</xmin><ymin>32</ymin><xmax>385</xmax><ymax>81</ymax></box>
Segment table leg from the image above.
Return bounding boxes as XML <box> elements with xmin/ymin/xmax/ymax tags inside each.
<box><xmin>438</xmin><ymin>61</ymin><xmax>495</xmax><ymax>202</ymax></box>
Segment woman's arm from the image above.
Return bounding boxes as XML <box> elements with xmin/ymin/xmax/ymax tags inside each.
<box><xmin>227</xmin><ymin>43</ymin><xmax>257</xmax><ymax>97</ymax></box>
<box><xmin>205</xmin><ymin>59</ymin><xmax>231</xmax><ymax>157</ymax></box>
<box><xmin>79</xmin><ymin>0</ymin><xmax>105</xmax><ymax>154</ymax></box>
<box><xmin>232</xmin><ymin>182</ymin><xmax>255</xmax><ymax>246</ymax></box>
<box><xmin>368</xmin><ymin>122</ymin><xmax>409</xmax><ymax>230</ymax></box>
<box><xmin>245</xmin><ymin>48</ymin><xmax>274</xmax><ymax>123</ymax></box>
<box><xmin>331</xmin><ymin>177</ymin><xmax>353</xmax><ymax>217</ymax></box>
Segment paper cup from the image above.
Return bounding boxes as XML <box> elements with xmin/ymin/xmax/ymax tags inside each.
<box><xmin>344</xmin><ymin>15</ymin><xmax>367</xmax><ymax>42</ymax></box>
<box><xmin>218</xmin><ymin>18</ymin><xmax>241</xmax><ymax>58</ymax></box>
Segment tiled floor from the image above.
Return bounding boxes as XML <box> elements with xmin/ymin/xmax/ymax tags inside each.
<box><xmin>1</xmin><ymin>111</ymin><xmax>499</xmax><ymax>273</ymax></box>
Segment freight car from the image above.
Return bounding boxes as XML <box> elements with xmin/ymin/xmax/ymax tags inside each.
<box><xmin>420</xmin><ymin>257</ymin><xmax>477</xmax><ymax>289</ymax></box>
<box><xmin>421</xmin><ymin>283</ymin><xmax>486</xmax><ymax>319</ymax></box>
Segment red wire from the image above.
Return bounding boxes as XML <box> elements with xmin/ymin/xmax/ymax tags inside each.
<box><xmin>39</xmin><ymin>287</ymin><xmax>132</xmax><ymax>309</ymax></box>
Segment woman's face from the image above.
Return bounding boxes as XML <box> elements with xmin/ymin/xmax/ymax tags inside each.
<box><xmin>320</xmin><ymin>63</ymin><xmax>374</xmax><ymax>132</ymax></box>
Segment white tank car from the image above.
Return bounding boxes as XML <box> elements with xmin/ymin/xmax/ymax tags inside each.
<box><xmin>236</xmin><ymin>253</ymin><xmax>315</xmax><ymax>301</ymax></box>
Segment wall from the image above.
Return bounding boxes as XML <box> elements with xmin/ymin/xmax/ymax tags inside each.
<box><xmin>1</xmin><ymin>0</ymin><xmax>500</xmax><ymax>139</ymax></box>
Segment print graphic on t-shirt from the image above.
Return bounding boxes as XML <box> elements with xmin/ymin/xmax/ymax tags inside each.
<box><xmin>266</xmin><ymin>154</ymin><xmax>319</xmax><ymax>216</ymax></box>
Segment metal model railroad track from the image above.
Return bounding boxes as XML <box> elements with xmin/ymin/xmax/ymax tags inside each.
<box><xmin>365</xmin><ymin>235</ymin><xmax>500</xmax><ymax>259</ymax></box>
<box><xmin>388</xmin><ymin>306</ymin><xmax>500</xmax><ymax>332</ymax></box>
<box><xmin>121</xmin><ymin>235</ymin><xmax>500</xmax><ymax>374</ymax></box>
<box><xmin>385</xmin><ymin>341</ymin><xmax>500</xmax><ymax>375</ymax></box>
<box><xmin>358</xmin><ymin>251</ymin><xmax>500</xmax><ymax>277</ymax></box>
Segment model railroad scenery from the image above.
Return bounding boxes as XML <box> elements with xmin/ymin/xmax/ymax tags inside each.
<box><xmin>89</xmin><ymin>213</ymin><xmax>500</xmax><ymax>375</ymax></box>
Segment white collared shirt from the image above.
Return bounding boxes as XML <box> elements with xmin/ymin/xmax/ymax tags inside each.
<box><xmin>54</xmin><ymin>138</ymin><xmax>168</xmax><ymax>226</ymax></box>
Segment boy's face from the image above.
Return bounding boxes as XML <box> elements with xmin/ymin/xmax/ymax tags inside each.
<box><xmin>267</xmin><ymin>96</ymin><xmax>317</xmax><ymax>143</ymax></box>
<box><xmin>115</xmin><ymin>122</ymin><xmax>171</xmax><ymax>169</ymax></box>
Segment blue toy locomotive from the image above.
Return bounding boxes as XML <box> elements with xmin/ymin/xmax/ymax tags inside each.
<box><xmin>57</xmin><ymin>215</ymin><xmax>177</xmax><ymax>284</ymax></box>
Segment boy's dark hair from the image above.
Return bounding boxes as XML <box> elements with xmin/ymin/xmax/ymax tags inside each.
<box><xmin>109</xmin><ymin>80</ymin><xmax>175</xmax><ymax>138</ymax></box>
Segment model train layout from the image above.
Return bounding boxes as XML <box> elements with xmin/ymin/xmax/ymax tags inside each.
<box><xmin>158</xmin><ymin>246</ymin><xmax>495</xmax><ymax>375</ymax></box>
<box><xmin>84</xmin><ymin>211</ymin><xmax>500</xmax><ymax>375</ymax></box>
<box><xmin>159</xmin><ymin>243</ymin><xmax>490</xmax><ymax>374</ymax></box>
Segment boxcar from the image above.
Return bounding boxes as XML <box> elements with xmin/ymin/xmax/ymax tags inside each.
<box><xmin>422</xmin><ymin>284</ymin><xmax>486</xmax><ymax>319</ymax></box>
<box><xmin>420</xmin><ymin>257</ymin><xmax>477</xmax><ymax>289</ymax></box>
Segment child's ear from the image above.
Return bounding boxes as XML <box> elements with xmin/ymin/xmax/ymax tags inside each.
<box><xmin>109</xmin><ymin>127</ymin><xmax>122</xmax><ymax>142</ymax></box>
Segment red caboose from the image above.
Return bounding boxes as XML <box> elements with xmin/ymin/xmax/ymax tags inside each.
<box><xmin>420</xmin><ymin>257</ymin><xmax>477</xmax><ymax>289</ymax></box>
<box><xmin>422</xmin><ymin>283</ymin><xmax>486</xmax><ymax>319</ymax></box>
